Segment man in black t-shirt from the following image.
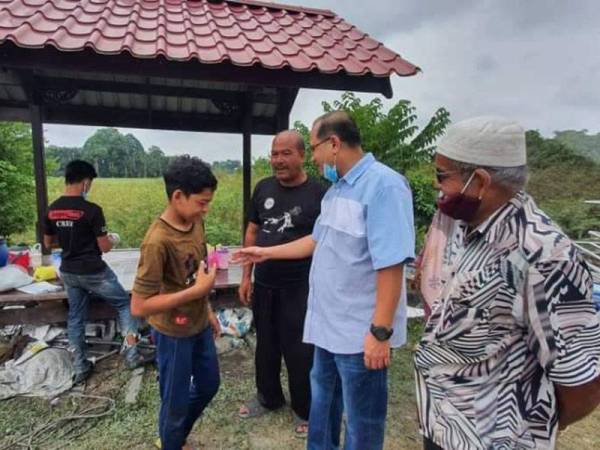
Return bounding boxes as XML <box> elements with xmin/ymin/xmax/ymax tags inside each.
<box><xmin>238</xmin><ymin>130</ymin><xmax>327</xmax><ymax>437</ymax></box>
<box><xmin>43</xmin><ymin>160</ymin><xmax>151</xmax><ymax>384</ymax></box>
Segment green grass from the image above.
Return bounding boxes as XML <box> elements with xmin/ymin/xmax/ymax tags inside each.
<box><xmin>1</xmin><ymin>320</ymin><xmax>598</xmax><ymax>449</ymax></box>
<box><xmin>12</xmin><ymin>172</ymin><xmax>267</xmax><ymax>248</ymax></box>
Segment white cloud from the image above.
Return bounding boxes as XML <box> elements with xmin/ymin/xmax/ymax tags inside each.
<box><xmin>45</xmin><ymin>0</ymin><xmax>600</xmax><ymax>158</ymax></box>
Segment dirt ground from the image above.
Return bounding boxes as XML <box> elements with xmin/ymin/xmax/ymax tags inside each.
<box><xmin>1</xmin><ymin>321</ymin><xmax>599</xmax><ymax>449</ymax></box>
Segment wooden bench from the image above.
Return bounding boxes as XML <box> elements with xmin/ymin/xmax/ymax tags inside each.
<box><xmin>0</xmin><ymin>249</ymin><xmax>243</xmax><ymax>326</ymax></box>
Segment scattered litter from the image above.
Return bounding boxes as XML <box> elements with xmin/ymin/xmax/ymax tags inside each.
<box><xmin>32</xmin><ymin>264</ymin><xmax>59</xmax><ymax>282</ymax></box>
<box><xmin>21</xmin><ymin>324</ymin><xmax>65</xmax><ymax>342</ymax></box>
<box><xmin>85</xmin><ymin>320</ymin><xmax>116</xmax><ymax>341</ymax></box>
<box><xmin>407</xmin><ymin>306</ymin><xmax>425</xmax><ymax>319</ymax></box>
<box><xmin>243</xmin><ymin>332</ymin><xmax>257</xmax><ymax>353</ymax></box>
<box><xmin>215</xmin><ymin>335</ymin><xmax>245</xmax><ymax>355</ymax></box>
<box><xmin>0</xmin><ymin>342</ymin><xmax>74</xmax><ymax>400</ymax></box>
<box><xmin>216</xmin><ymin>307</ymin><xmax>253</xmax><ymax>338</ymax></box>
<box><xmin>0</xmin><ymin>325</ymin><xmax>21</xmax><ymax>338</ymax></box>
<box><xmin>0</xmin><ymin>265</ymin><xmax>33</xmax><ymax>292</ymax></box>
<box><xmin>87</xmin><ymin>348</ymin><xmax>119</xmax><ymax>365</ymax></box>
<box><xmin>16</xmin><ymin>281</ymin><xmax>62</xmax><ymax>295</ymax></box>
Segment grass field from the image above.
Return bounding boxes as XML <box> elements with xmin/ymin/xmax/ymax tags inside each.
<box><xmin>13</xmin><ymin>173</ymin><xmax>262</xmax><ymax>248</ymax></box>
<box><xmin>1</xmin><ymin>320</ymin><xmax>598</xmax><ymax>449</ymax></box>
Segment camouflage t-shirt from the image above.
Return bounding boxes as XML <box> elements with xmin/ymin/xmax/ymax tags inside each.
<box><xmin>133</xmin><ymin>218</ymin><xmax>208</xmax><ymax>337</ymax></box>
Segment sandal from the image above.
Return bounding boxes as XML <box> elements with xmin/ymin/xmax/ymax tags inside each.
<box><xmin>293</xmin><ymin>413</ymin><xmax>309</xmax><ymax>439</ymax></box>
<box><xmin>154</xmin><ymin>437</ymin><xmax>195</xmax><ymax>449</ymax></box>
<box><xmin>238</xmin><ymin>396</ymin><xmax>270</xmax><ymax>419</ymax></box>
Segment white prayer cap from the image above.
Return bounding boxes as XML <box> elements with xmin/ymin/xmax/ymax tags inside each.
<box><xmin>436</xmin><ymin>116</ymin><xmax>526</xmax><ymax>167</ymax></box>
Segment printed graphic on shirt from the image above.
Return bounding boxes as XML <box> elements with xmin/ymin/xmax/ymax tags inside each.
<box><xmin>48</xmin><ymin>209</ymin><xmax>85</xmax><ymax>221</ymax></box>
<box><xmin>264</xmin><ymin>197</ymin><xmax>275</xmax><ymax>210</ymax></box>
<box><xmin>262</xmin><ymin>206</ymin><xmax>301</xmax><ymax>233</ymax></box>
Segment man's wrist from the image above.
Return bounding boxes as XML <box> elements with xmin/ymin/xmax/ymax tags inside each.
<box><xmin>370</xmin><ymin>324</ymin><xmax>393</xmax><ymax>341</ymax></box>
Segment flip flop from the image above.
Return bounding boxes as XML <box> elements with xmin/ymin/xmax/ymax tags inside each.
<box><xmin>154</xmin><ymin>438</ymin><xmax>195</xmax><ymax>449</ymax></box>
<box><xmin>238</xmin><ymin>396</ymin><xmax>269</xmax><ymax>418</ymax></box>
<box><xmin>293</xmin><ymin>412</ymin><xmax>309</xmax><ymax>439</ymax></box>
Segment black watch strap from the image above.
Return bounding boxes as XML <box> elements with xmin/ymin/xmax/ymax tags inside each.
<box><xmin>370</xmin><ymin>324</ymin><xmax>393</xmax><ymax>341</ymax></box>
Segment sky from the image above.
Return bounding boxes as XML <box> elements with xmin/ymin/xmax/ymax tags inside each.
<box><xmin>44</xmin><ymin>0</ymin><xmax>600</xmax><ymax>163</ymax></box>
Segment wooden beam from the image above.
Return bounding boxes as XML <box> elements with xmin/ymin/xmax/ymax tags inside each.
<box><xmin>0</xmin><ymin>45</ymin><xmax>397</xmax><ymax>98</ymax></box>
<box><xmin>37</xmin><ymin>103</ymin><xmax>276</xmax><ymax>135</ymax></box>
<box><xmin>0</xmin><ymin>104</ymin><xmax>30</xmax><ymax>122</ymax></box>
<box><xmin>0</xmin><ymin>98</ymin><xmax>278</xmax><ymax>134</ymax></box>
<box><xmin>30</xmin><ymin>103</ymin><xmax>49</xmax><ymax>254</ymax></box>
<box><xmin>242</xmin><ymin>92</ymin><xmax>253</xmax><ymax>238</ymax></box>
<box><xmin>0</xmin><ymin>292</ymin><xmax>240</xmax><ymax>326</ymax></box>
<box><xmin>33</xmin><ymin>75</ymin><xmax>278</xmax><ymax>104</ymax></box>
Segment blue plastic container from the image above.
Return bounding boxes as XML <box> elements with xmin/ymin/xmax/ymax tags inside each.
<box><xmin>0</xmin><ymin>239</ymin><xmax>8</xmax><ymax>267</ymax></box>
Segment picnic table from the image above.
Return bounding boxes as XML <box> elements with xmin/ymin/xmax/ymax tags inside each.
<box><xmin>0</xmin><ymin>249</ymin><xmax>244</xmax><ymax>326</ymax></box>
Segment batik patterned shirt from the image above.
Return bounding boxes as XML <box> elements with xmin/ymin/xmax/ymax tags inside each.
<box><xmin>415</xmin><ymin>192</ymin><xmax>600</xmax><ymax>450</ymax></box>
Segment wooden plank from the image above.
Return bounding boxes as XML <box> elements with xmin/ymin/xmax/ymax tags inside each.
<box><xmin>0</xmin><ymin>249</ymin><xmax>243</xmax><ymax>304</ymax></box>
<box><xmin>0</xmin><ymin>289</ymin><xmax>241</xmax><ymax>326</ymax></box>
<box><xmin>0</xmin><ymin>45</ymin><xmax>396</xmax><ymax>98</ymax></box>
<box><xmin>124</xmin><ymin>367</ymin><xmax>145</xmax><ymax>404</ymax></box>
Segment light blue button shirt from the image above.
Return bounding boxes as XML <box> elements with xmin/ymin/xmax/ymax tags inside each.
<box><xmin>303</xmin><ymin>153</ymin><xmax>415</xmax><ymax>354</ymax></box>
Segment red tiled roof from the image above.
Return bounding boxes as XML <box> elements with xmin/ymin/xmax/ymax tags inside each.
<box><xmin>0</xmin><ymin>0</ymin><xmax>419</xmax><ymax>77</ymax></box>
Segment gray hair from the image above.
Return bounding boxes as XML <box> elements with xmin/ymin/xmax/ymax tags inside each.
<box><xmin>452</xmin><ymin>160</ymin><xmax>528</xmax><ymax>193</ymax></box>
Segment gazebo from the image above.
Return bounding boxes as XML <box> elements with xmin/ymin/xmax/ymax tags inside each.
<box><xmin>0</xmin><ymin>0</ymin><xmax>419</xmax><ymax>250</ymax></box>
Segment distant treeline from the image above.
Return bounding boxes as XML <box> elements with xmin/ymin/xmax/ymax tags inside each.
<box><xmin>46</xmin><ymin>127</ymin><xmax>243</xmax><ymax>178</ymax></box>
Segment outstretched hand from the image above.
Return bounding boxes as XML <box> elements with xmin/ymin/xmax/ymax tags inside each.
<box><xmin>231</xmin><ymin>246</ymin><xmax>269</xmax><ymax>265</ymax></box>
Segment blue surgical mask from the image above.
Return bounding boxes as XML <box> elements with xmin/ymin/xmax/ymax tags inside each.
<box><xmin>323</xmin><ymin>155</ymin><xmax>339</xmax><ymax>183</ymax></box>
<box><xmin>81</xmin><ymin>182</ymin><xmax>89</xmax><ymax>200</ymax></box>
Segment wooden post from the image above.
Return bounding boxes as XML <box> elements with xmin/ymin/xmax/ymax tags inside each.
<box><xmin>30</xmin><ymin>103</ymin><xmax>49</xmax><ymax>255</ymax></box>
<box><xmin>242</xmin><ymin>93</ymin><xmax>253</xmax><ymax>240</ymax></box>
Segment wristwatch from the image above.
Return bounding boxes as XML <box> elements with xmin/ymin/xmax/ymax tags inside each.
<box><xmin>370</xmin><ymin>324</ymin><xmax>393</xmax><ymax>341</ymax></box>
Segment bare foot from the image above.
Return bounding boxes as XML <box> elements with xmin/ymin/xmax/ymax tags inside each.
<box><xmin>294</xmin><ymin>422</ymin><xmax>308</xmax><ymax>438</ymax></box>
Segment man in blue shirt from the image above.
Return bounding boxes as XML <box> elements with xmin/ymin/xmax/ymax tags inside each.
<box><xmin>234</xmin><ymin>111</ymin><xmax>415</xmax><ymax>449</ymax></box>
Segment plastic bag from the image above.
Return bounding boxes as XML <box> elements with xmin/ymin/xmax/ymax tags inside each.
<box><xmin>216</xmin><ymin>307</ymin><xmax>253</xmax><ymax>338</ymax></box>
<box><xmin>0</xmin><ymin>265</ymin><xmax>33</xmax><ymax>292</ymax></box>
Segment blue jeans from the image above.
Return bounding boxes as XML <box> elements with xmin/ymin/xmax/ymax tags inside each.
<box><xmin>61</xmin><ymin>266</ymin><xmax>137</xmax><ymax>373</ymax></box>
<box><xmin>152</xmin><ymin>326</ymin><xmax>220</xmax><ymax>450</ymax></box>
<box><xmin>308</xmin><ymin>346</ymin><xmax>388</xmax><ymax>450</ymax></box>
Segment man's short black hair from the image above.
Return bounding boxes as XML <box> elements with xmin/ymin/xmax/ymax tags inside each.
<box><xmin>314</xmin><ymin>111</ymin><xmax>362</xmax><ymax>147</ymax></box>
<box><xmin>65</xmin><ymin>160</ymin><xmax>97</xmax><ymax>184</ymax></box>
<box><xmin>164</xmin><ymin>155</ymin><xmax>218</xmax><ymax>200</ymax></box>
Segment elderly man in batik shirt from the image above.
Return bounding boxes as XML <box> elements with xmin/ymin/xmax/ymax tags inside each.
<box><xmin>415</xmin><ymin>116</ymin><xmax>600</xmax><ymax>450</ymax></box>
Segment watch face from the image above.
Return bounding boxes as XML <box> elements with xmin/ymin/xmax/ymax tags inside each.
<box><xmin>371</xmin><ymin>325</ymin><xmax>392</xmax><ymax>341</ymax></box>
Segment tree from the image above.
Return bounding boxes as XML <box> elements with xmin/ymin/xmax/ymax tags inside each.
<box><xmin>146</xmin><ymin>145</ymin><xmax>168</xmax><ymax>177</ymax></box>
<box><xmin>212</xmin><ymin>159</ymin><xmax>242</xmax><ymax>173</ymax></box>
<box><xmin>0</xmin><ymin>123</ymin><xmax>35</xmax><ymax>239</ymax></box>
<box><xmin>294</xmin><ymin>92</ymin><xmax>451</xmax><ymax>242</ymax></box>
<box><xmin>553</xmin><ymin>129</ymin><xmax>600</xmax><ymax>163</ymax></box>
<box><xmin>320</xmin><ymin>92</ymin><xmax>450</xmax><ymax>173</ymax></box>
<box><xmin>46</xmin><ymin>145</ymin><xmax>82</xmax><ymax>175</ymax></box>
<box><xmin>526</xmin><ymin>130</ymin><xmax>590</xmax><ymax>170</ymax></box>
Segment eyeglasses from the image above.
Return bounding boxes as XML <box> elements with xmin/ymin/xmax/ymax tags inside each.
<box><xmin>435</xmin><ymin>169</ymin><xmax>459</xmax><ymax>183</ymax></box>
<box><xmin>309</xmin><ymin>136</ymin><xmax>331</xmax><ymax>152</ymax></box>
